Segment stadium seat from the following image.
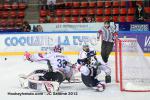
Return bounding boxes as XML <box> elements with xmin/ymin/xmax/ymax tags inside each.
<box><xmin>2</xmin><ymin>11</ymin><xmax>9</xmax><ymax>18</ymax></box>
<box><xmin>64</xmin><ymin>17</ymin><xmax>71</xmax><ymax>23</ymax></box>
<box><xmin>120</xmin><ymin>1</ymin><xmax>126</xmax><ymax>7</ymax></box>
<box><xmin>80</xmin><ymin>2</ymin><xmax>88</xmax><ymax>8</ymax></box>
<box><xmin>126</xmin><ymin>16</ymin><xmax>134</xmax><ymax>22</ymax></box>
<box><xmin>11</xmin><ymin>3</ymin><xmax>18</xmax><ymax>10</ymax></box>
<box><xmin>16</xmin><ymin>19</ymin><xmax>23</xmax><ymax>26</ymax></box>
<box><xmin>103</xmin><ymin>16</ymin><xmax>110</xmax><ymax>21</ymax></box>
<box><xmin>39</xmin><ymin>17</ymin><xmax>46</xmax><ymax>23</ymax></box>
<box><xmin>49</xmin><ymin>17</ymin><xmax>55</xmax><ymax>23</ymax></box>
<box><xmin>18</xmin><ymin>3</ymin><xmax>26</xmax><ymax>10</ymax></box>
<box><xmin>18</xmin><ymin>11</ymin><xmax>25</xmax><ymax>18</ymax></box>
<box><xmin>112</xmin><ymin>1</ymin><xmax>119</xmax><ymax>7</ymax></box>
<box><xmin>80</xmin><ymin>9</ymin><xmax>87</xmax><ymax>16</ymax></box>
<box><xmin>89</xmin><ymin>2</ymin><xmax>96</xmax><ymax>8</ymax></box>
<box><xmin>55</xmin><ymin>17</ymin><xmax>63</xmax><ymax>23</ymax></box>
<box><xmin>40</xmin><ymin>10</ymin><xmax>47</xmax><ymax>17</ymax></box>
<box><xmin>72</xmin><ymin>9</ymin><xmax>80</xmax><ymax>16</ymax></box>
<box><xmin>88</xmin><ymin>9</ymin><xmax>95</xmax><ymax>15</ymax></box>
<box><xmin>8</xmin><ymin>19</ymin><xmax>15</xmax><ymax>27</ymax></box>
<box><xmin>65</xmin><ymin>2</ymin><xmax>72</xmax><ymax>8</ymax></box>
<box><xmin>0</xmin><ymin>4</ymin><xmax>3</xmax><ymax>10</ymax></box>
<box><xmin>73</xmin><ymin>2</ymin><xmax>80</xmax><ymax>8</ymax></box>
<box><xmin>72</xmin><ymin>17</ymin><xmax>79</xmax><ymax>23</ymax></box>
<box><xmin>56</xmin><ymin>9</ymin><xmax>64</xmax><ymax>16</ymax></box>
<box><xmin>97</xmin><ymin>1</ymin><xmax>103</xmax><ymax>8</ymax></box>
<box><xmin>119</xmin><ymin>16</ymin><xmax>126</xmax><ymax>22</ymax></box>
<box><xmin>113</xmin><ymin>8</ymin><xmax>119</xmax><ymax>15</ymax></box>
<box><xmin>127</xmin><ymin>8</ymin><xmax>135</xmax><ymax>15</ymax></box>
<box><xmin>104</xmin><ymin>8</ymin><xmax>111</xmax><ymax>15</ymax></box>
<box><xmin>96</xmin><ymin>8</ymin><xmax>103</xmax><ymax>15</ymax></box>
<box><xmin>112</xmin><ymin>16</ymin><xmax>118</xmax><ymax>22</ymax></box>
<box><xmin>105</xmin><ymin>1</ymin><xmax>111</xmax><ymax>8</ymax></box>
<box><xmin>144</xmin><ymin>7</ymin><xmax>150</xmax><ymax>14</ymax></box>
<box><xmin>0</xmin><ymin>20</ymin><xmax>7</xmax><ymax>27</ymax></box>
<box><xmin>79</xmin><ymin>17</ymin><xmax>84</xmax><ymax>23</ymax></box>
<box><xmin>10</xmin><ymin>11</ymin><xmax>17</xmax><ymax>18</ymax></box>
<box><xmin>0</xmin><ymin>11</ymin><xmax>2</xmax><ymax>18</ymax></box>
<box><xmin>96</xmin><ymin>16</ymin><xmax>103</xmax><ymax>22</ymax></box>
<box><xmin>64</xmin><ymin>9</ymin><xmax>71</xmax><ymax>16</ymax></box>
<box><xmin>4</xmin><ymin>3</ymin><xmax>11</xmax><ymax>10</ymax></box>
<box><xmin>120</xmin><ymin>8</ymin><xmax>127</xmax><ymax>15</ymax></box>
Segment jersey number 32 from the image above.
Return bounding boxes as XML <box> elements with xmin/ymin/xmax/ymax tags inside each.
<box><xmin>57</xmin><ymin>59</ymin><xmax>66</xmax><ymax>68</ymax></box>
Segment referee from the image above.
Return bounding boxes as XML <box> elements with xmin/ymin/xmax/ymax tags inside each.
<box><xmin>97</xmin><ymin>21</ymin><xmax>116</xmax><ymax>83</ymax></box>
<box><xmin>97</xmin><ymin>21</ymin><xmax>116</xmax><ymax>64</ymax></box>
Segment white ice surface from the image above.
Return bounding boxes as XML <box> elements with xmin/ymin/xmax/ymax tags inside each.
<box><xmin>0</xmin><ymin>55</ymin><xmax>150</xmax><ymax>100</ymax></box>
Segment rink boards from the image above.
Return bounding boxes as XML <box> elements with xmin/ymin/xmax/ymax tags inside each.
<box><xmin>0</xmin><ymin>31</ymin><xmax>150</xmax><ymax>56</ymax></box>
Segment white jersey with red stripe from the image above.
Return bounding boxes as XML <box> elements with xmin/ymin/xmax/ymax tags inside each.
<box><xmin>28</xmin><ymin>52</ymin><xmax>72</xmax><ymax>78</ymax></box>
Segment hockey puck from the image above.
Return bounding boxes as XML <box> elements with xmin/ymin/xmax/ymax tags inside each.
<box><xmin>5</xmin><ymin>58</ymin><xmax>7</xmax><ymax>60</ymax></box>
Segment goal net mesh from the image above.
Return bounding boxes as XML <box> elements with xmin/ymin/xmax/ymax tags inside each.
<box><xmin>118</xmin><ymin>38</ymin><xmax>150</xmax><ymax>92</ymax></box>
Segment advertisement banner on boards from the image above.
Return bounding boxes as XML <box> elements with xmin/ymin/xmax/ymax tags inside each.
<box><xmin>119</xmin><ymin>31</ymin><xmax>150</xmax><ymax>53</ymax></box>
<box><xmin>119</xmin><ymin>22</ymin><xmax>150</xmax><ymax>31</ymax></box>
<box><xmin>0</xmin><ymin>32</ymin><xmax>101</xmax><ymax>53</ymax></box>
<box><xmin>30</xmin><ymin>22</ymin><xmax>118</xmax><ymax>32</ymax></box>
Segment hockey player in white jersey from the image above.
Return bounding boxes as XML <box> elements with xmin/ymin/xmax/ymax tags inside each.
<box><xmin>22</xmin><ymin>45</ymin><xmax>74</xmax><ymax>92</ymax></box>
<box><xmin>76</xmin><ymin>45</ymin><xmax>111</xmax><ymax>92</ymax></box>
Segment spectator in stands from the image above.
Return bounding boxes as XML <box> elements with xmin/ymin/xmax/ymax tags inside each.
<box><xmin>81</xmin><ymin>17</ymin><xmax>88</xmax><ymax>23</ymax></box>
<box><xmin>37</xmin><ymin>25</ymin><xmax>43</xmax><ymax>32</ymax></box>
<box><xmin>87</xmin><ymin>16</ymin><xmax>96</xmax><ymax>23</ymax></box>
<box><xmin>33</xmin><ymin>25</ymin><xmax>38</xmax><ymax>32</ymax></box>
<box><xmin>48</xmin><ymin>0</ymin><xmax>55</xmax><ymax>12</ymax></box>
<box><xmin>32</xmin><ymin>25</ymin><xmax>43</xmax><ymax>32</ymax></box>
<box><xmin>21</xmin><ymin>21</ymin><xmax>31</xmax><ymax>32</ymax></box>
<box><xmin>135</xmin><ymin>4</ymin><xmax>146</xmax><ymax>22</ymax></box>
<box><xmin>40</xmin><ymin>0</ymin><xmax>47</xmax><ymax>10</ymax></box>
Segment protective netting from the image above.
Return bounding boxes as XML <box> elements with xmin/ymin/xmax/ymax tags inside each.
<box><xmin>119</xmin><ymin>38</ymin><xmax>150</xmax><ymax>92</ymax></box>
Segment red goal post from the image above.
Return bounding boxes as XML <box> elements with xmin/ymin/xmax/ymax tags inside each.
<box><xmin>115</xmin><ymin>38</ymin><xmax>150</xmax><ymax>92</ymax></box>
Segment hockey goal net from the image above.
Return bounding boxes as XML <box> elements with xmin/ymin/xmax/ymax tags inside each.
<box><xmin>115</xmin><ymin>38</ymin><xmax>150</xmax><ymax>92</ymax></box>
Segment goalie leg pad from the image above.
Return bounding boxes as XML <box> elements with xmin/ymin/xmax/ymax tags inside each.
<box><xmin>28</xmin><ymin>79</ymin><xmax>60</xmax><ymax>92</ymax></box>
<box><xmin>43</xmin><ymin>71</ymin><xmax>64</xmax><ymax>84</ymax></box>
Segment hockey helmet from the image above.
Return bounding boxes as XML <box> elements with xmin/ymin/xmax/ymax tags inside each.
<box><xmin>82</xmin><ymin>44</ymin><xmax>90</xmax><ymax>52</ymax></box>
<box><xmin>53</xmin><ymin>45</ymin><xmax>62</xmax><ymax>53</ymax></box>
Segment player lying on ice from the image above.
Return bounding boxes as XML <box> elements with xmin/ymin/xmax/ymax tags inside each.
<box><xmin>20</xmin><ymin>45</ymin><xmax>76</xmax><ymax>93</ymax></box>
<box><xmin>76</xmin><ymin>44</ymin><xmax>111</xmax><ymax>92</ymax></box>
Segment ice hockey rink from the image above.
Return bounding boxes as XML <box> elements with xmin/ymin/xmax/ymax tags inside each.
<box><xmin>0</xmin><ymin>55</ymin><xmax>150</xmax><ymax>100</ymax></box>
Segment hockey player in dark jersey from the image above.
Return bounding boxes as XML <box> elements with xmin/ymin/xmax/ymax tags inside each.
<box><xmin>76</xmin><ymin>45</ymin><xmax>111</xmax><ymax>91</ymax></box>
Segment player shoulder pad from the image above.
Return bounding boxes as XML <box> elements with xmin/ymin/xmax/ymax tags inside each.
<box><xmin>87</xmin><ymin>50</ymin><xmax>96</xmax><ymax>58</ymax></box>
